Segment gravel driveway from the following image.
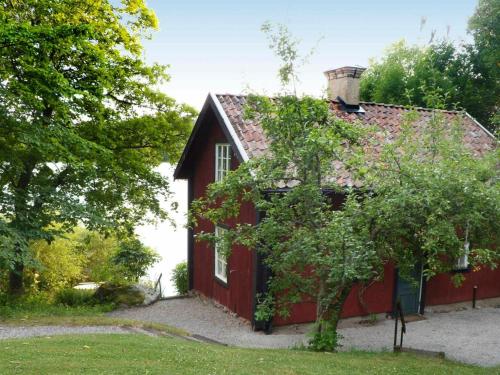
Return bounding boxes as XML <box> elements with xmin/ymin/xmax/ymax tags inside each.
<box><xmin>109</xmin><ymin>296</ymin><xmax>500</xmax><ymax>367</ymax></box>
<box><xmin>0</xmin><ymin>325</ymin><xmax>130</xmax><ymax>340</ymax></box>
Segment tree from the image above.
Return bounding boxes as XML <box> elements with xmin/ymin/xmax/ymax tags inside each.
<box><xmin>29</xmin><ymin>227</ymin><xmax>86</xmax><ymax>292</ymax></box>
<box><xmin>358</xmin><ymin>111</ymin><xmax>500</xmax><ymax>286</ymax></box>
<box><xmin>467</xmin><ymin>0</ymin><xmax>500</xmax><ymax>132</ymax></box>
<box><xmin>360</xmin><ymin>1</ymin><xmax>499</xmax><ymax>133</ymax></box>
<box><xmin>191</xmin><ymin>23</ymin><xmax>499</xmax><ymax>351</ymax></box>
<box><xmin>0</xmin><ymin>1</ymin><xmax>195</xmax><ymax>294</ymax></box>
<box><xmin>112</xmin><ymin>238</ymin><xmax>160</xmax><ymax>282</ymax></box>
<box><xmin>191</xmin><ymin>24</ymin><xmax>382</xmax><ymax>351</ymax></box>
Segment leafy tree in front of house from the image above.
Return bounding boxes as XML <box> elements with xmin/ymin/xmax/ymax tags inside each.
<box><xmin>0</xmin><ymin>0</ymin><xmax>195</xmax><ymax>294</ymax></box>
<box><xmin>357</xmin><ymin>111</ymin><xmax>500</xmax><ymax>286</ymax></box>
<box><xmin>191</xmin><ymin>24</ymin><xmax>383</xmax><ymax>351</ymax></box>
<box><xmin>191</xmin><ymin>23</ymin><xmax>499</xmax><ymax>351</ymax></box>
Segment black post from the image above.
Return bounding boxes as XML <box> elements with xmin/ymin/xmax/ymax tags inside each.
<box><xmin>473</xmin><ymin>285</ymin><xmax>478</xmax><ymax>309</ymax></box>
<box><xmin>393</xmin><ymin>311</ymin><xmax>398</xmax><ymax>348</ymax></box>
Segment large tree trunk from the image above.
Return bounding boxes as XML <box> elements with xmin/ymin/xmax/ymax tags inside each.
<box><xmin>8</xmin><ymin>159</ymin><xmax>36</xmax><ymax>296</ymax></box>
<box><xmin>311</xmin><ymin>283</ymin><xmax>353</xmax><ymax>351</ymax></box>
<box><xmin>327</xmin><ymin>285</ymin><xmax>352</xmax><ymax>333</ymax></box>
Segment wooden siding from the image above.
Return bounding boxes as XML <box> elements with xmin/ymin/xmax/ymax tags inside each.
<box><xmin>190</xmin><ymin>108</ymin><xmax>255</xmax><ymax>321</ymax></box>
<box><xmin>425</xmin><ymin>267</ymin><xmax>500</xmax><ymax>306</ymax></box>
<box><xmin>187</xmin><ymin>104</ymin><xmax>500</xmax><ymax>326</ymax></box>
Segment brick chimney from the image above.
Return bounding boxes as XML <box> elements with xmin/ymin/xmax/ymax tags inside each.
<box><xmin>324</xmin><ymin>66</ymin><xmax>366</xmax><ymax>106</ymax></box>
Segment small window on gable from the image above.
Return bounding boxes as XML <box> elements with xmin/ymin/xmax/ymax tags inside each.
<box><xmin>215</xmin><ymin>144</ymin><xmax>231</xmax><ymax>182</ymax></box>
<box><xmin>455</xmin><ymin>241</ymin><xmax>470</xmax><ymax>271</ymax></box>
<box><xmin>214</xmin><ymin>226</ymin><xmax>228</xmax><ymax>283</ymax></box>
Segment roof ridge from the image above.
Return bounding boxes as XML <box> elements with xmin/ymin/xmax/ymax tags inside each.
<box><xmin>216</xmin><ymin>93</ymin><xmax>464</xmax><ymax>114</ymax></box>
<box><xmin>359</xmin><ymin>101</ymin><xmax>463</xmax><ymax>114</ymax></box>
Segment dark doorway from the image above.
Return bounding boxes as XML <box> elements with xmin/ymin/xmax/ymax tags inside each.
<box><xmin>395</xmin><ymin>264</ymin><xmax>423</xmax><ymax>315</ymax></box>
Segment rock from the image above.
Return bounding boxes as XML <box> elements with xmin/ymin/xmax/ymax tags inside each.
<box><xmin>94</xmin><ymin>283</ymin><xmax>160</xmax><ymax>306</ymax></box>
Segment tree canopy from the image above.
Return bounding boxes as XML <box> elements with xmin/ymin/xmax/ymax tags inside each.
<box><xmin>360</xmin><ymin>0</ymin><xmax>499</xmax><ymax>133</ymax></box>
<box><xmin>0</xmin><ymin>0</ymin><xmax>195</xmax><ymax>294</ymax></box>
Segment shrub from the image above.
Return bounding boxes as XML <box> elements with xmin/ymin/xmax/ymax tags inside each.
<box><xmin>94</xmin><ymin>282</ymin><xmax>145</xmax><ymax>306</ymax></box>
<box><xmin>54</xmin><ymin>288</ymin><xmax>97</xmax><ymax>307</ymax></box>
<box><xmin>308</xmin><ymin>321</ymin><xmax>343</xmax><ymax>352</ymax></box>
<box><xmin>75</xmin><ymin>231</ymin><xmax>121</xmax><ymax>282</ymax></box>
<box><xmin>112</xmin><ymin>238</ymin><xmax>160</xmax><ymax>282</ymax></box>
<box><xmin>29</xmin><ymin>229</ymin><xmax>86</xmax><ymax>292</ymax></box>
<box><xmin>171</xmin><ymin>262</ymin><xmax>188</xmax><ymax>295</ymax></box>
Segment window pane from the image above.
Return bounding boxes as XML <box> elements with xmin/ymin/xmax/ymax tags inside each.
<box><xmin>215</xmin><ymin>144</ymin><xmax>231</xmax><ymax>182</ymax></box>
<box><xmin>215</xmin><ymin>226</ymin><xmax>228</xmax><ymax>282</ymax></box>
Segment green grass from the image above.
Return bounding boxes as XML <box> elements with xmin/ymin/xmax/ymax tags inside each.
<box><xmin>0</xmin><ymin>297</ymin><xmax>187</xmax><ymax>337</ymax></box>
<box><xmin>0</xmin><ymin>334</ymin><xmax>497</xmax><ymax>375</ymax></box>
<box><xmin>0</xmin><ymin>292</ymin><xmax>115</xmax><ymax>320</ymax></box>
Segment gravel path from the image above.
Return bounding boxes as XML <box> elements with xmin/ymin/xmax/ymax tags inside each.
<box><xmin>109</xmin><ymin>296</ymin><xmax>500</xmax><ymax>367</ymax></box>
<box><xmin>0</xmin><ymin>325</ymin><xmax>130</xmax><ymax>340</ymax></box>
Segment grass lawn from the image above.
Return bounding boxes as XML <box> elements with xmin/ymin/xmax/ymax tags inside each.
<box><xmin>0</xmin><ymin>301</ymin><xmax>187</xmax><ymax>336</ymax></box>
<box><xmin>0</xmin><ymin>334</ymin><xmax>497</xmax><ymax>375</ymax></box>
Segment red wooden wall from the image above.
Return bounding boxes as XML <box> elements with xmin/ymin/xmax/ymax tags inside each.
<box><xmin>274</xmin><ymin>264</ymin><xmax>396</xmax><ymax>325</ymax></box>
<box><xmin>190</xmin><ymin>109</ymin><xmax>255</xmax><ymax>321</ymax></box>
<box><xmin>426</xmin><ymin>267</ymin><xmax>500</xmax><ymax>306</ymax></box>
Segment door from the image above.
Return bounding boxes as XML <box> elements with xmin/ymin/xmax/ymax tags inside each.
<box><xmin>395</xmin><ymin>264</ymin><xmax>423</xmax><ymax>315</ymax></box>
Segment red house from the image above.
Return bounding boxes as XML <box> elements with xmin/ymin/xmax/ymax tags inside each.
<box><xmin>174</xmin><ymin>66</ymin><xmax>498</xmax><ymax>330</ymax></box>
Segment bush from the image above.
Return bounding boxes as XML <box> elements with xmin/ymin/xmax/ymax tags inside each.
<box><xmin>308</xmin><ymin>321</ymin><xmax>343</xmax><ymax>352</ymax></box>
<box><xmin>112</xmin><ymin>238</ymin><xmax>160</xmax><ymax>282</ymax></box>
<box><xmin>171</xmin><ymin>262</ymin><xmax>188</xmax><ymax>295</ymax></box>
<box><xmin>30</xmin><ymin>229</ymin><xmax>86</xmax><ymax>292</ymax></box>
<box><xmin>94</xmin><ymin>282</ymin><xmax>145</xmax><ymax>306</ymax></box>
<box><xmin>54</xmin><ymin>288</ymin><xmax>97</xmax><ymax>307</ymax></box>
<box><xmin>75</xmin><ymin>231</ymin><xmax>121</xmax><ymax>282</ymax></box>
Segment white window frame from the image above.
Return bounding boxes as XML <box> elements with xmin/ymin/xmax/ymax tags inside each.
<box><xmin>214</xmin><ymin>226</ymin><xmax>228</xmax><ymax>283</ymax></box>
<box><xmin>215</xmin><ymin>143</ymin><xmax>231</xmax><ymax>182</ymax></box>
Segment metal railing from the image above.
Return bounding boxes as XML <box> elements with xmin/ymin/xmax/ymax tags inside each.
<box><xmin>153</xmin><ymin>273</ymin><xmax>163</xmax><ymax>297</ymax></box>
<box><xmin>393</xmin><ymin>300</ymin><xmax>406</xmax><ymax>350</ymax></box>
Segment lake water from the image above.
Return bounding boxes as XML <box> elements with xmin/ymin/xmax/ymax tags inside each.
<box><xmin>137</xmin><ymin>164</ymin><xmax>187</xmax><ymax>297</ymax></box>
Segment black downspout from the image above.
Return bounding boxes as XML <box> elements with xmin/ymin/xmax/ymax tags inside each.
<box><xmin>252</xmin><ymin>210</ymin><xmax>273</xmax><ymax>332</ymax></box>
<box><xmin>419</xmin><ymin>267</ymin><xmax>427</xmax><ymax>315</ymax></box>
<box><xmin>187</xmin><ymin>177</ymin><xmax>194</xmax><ymax>291</ymax></box>
<box><xmin>391</xmin><ymin>268</ymin><xmax>399</xmax><ymax>318</ymax></box>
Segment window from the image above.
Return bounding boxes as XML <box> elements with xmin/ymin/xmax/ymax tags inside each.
<box><xmin>455</xmin><ymin>241</ymin><xmax>470</xmax><ymax>271</ymax></box>
<box><xmin>215</xmin><ymin>144</ymin><xmax>231</xmax><ymax>181</ymax></box>
<box><xmin>214</xmin><ymin>226</ymin><xmax>228</xmax><ymax>283</ymax></box>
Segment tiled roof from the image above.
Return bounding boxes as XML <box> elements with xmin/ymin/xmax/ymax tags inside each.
<box><xmin>216</xmin><ymin>94</ymin><xmax>496</xmax><ymax>187</ymax></box>
<box><xmin>217</xmin><ymin>94</ymin><xmax>495</xmax><ymax>157</ymax></box>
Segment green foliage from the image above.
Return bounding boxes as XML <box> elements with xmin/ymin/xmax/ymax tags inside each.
<box><xmin>0</xmin><ymin>0</ymin><xmax>195</xmax><ymax>294</ymax></box>
<box><xmin>54</xmin><ymin>288</ymin><xmax>97</xmax><ymax>307</ymax></box>
<box><xmin>360</xmin><ymin>0</ymin><xmax>499</xmax><ymax>134</ymax></box>
<box><xmin>29</xmin><ymin>228</ymin><xmax>86</xmax><ymax>292</ymax></box>
<box><xmin>191</xmin><ymin>22</ymin><xmax>499</xmax><ymax>352</ymax></box>
<box><xmin>75</xmin><ymin>231</ymin><xmax>121</xmax><ymax>283</ymax></box>
<box><xmin>308</xmin><ymin>321</ymin><xmax>343</xmax><ymax>352</ymax></box>
<box><xmin>191</xmin><ymin>24</ymin><xmax>381</xmax><ymax>350</ymax></box>
<box><xmin>356</xmin><ymin>111</ymin><xmax>500</xmax><ymax>280</ymax></box>
<box><xmin>94</xmin><ymin>282</ymin><xmax>144</xmax><ymax>306</ymax></box>
<box><xmin>0</xmin><ymin>291</ymin><xmax>114</xmax><ymax>320</ymax></box>
<box><xmin>24</xmin><ymin>226</ymin><xmax>130</xmax><ymax>294</ymax></box>
<box><xmin>171</xmin><ymin>262</ymin><xmax>189</xmax><ymax>295</ymax></box>
<box><xmin>112</xmin><ymin>239</ymin><xmax>160</xmax><ymax>282</ymax></box>
<box><xmin>360</xmin><ymin>41</ymin><xmax>472</xmax><ymax>112</ymax></box>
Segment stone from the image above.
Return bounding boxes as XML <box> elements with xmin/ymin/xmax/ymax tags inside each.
<box><xmin>94</xmin><ymin>283</ymin><xmax>160</xmax><ymax>306</ymax></box>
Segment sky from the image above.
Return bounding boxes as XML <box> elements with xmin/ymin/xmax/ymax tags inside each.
<box><xmin>139</xmin><ymin>0</ymin><xmax>479</xmax><ymax>295</ymax></box>
<box><xmin>143</xmin><ymin>0</ymin><xmax>478</xmax><ymax>110</ymax></box>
